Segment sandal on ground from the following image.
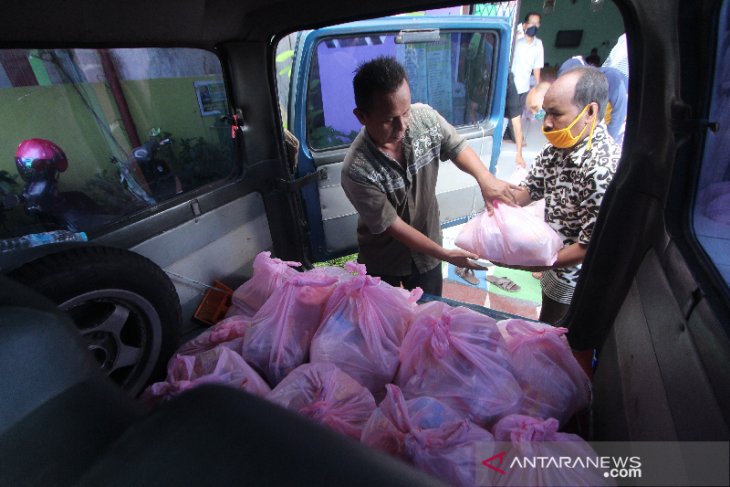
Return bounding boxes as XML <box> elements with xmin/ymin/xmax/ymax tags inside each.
<box><xmin>455</xmin><ymin>267</ymin><xmax>480</xmax><ymax>286</ymax></box>
<box><xmin>486</xmin><ymin>275</ymin><xmax>521</xmax><ymax>292</ymax></box>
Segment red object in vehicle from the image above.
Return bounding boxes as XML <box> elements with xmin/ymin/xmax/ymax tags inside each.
<box><xmin>15</xmin><ymin>138</ymin><xmax>69</xmax><ymax>181</ymax></box>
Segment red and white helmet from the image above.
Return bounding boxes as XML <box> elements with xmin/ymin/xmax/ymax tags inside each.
<box><xmin>15</xmin><ymin>138</ymin><xmax>69</xmax><ymax>181</ymax></box>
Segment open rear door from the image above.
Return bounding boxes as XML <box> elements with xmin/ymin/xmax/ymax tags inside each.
<box><xmin>288</xmin><ymin>16</ymin><xmax>512</xmax><ymax>261</ymax></box>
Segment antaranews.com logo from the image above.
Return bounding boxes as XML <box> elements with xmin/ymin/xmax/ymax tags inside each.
<box><xmin>475</xmin><ymin>441</ymin><xmax>729</xmax><ymax>487</ymax></box>
<box><xmin>482</xmin><ymin>450</ymin><xmax>642</xmax><ymax>479</ymax></box>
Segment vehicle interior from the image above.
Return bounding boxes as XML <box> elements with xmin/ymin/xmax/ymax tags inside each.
<box><xmin>0</xmin><ymin>0</ymin><xmax>729</xmax><ymax>485</ymax></box>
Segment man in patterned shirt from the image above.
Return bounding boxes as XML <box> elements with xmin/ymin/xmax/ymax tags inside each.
<box><xmin>341</xmin><ymin>56</ymin><xmax>518</xmax><ymax>296</ymax></box>
<box><xmin>511</xmin><ymin>66</ymin><xmax>621</xmax><ymax>324</ymax></box>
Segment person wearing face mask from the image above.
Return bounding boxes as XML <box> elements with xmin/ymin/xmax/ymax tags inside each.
<box><xmin>559</xmin><ymin>56</ymin><xmax>628</xmax><ymax>145</ymax></box>
<box><xmin>341</xmin><ymin>56</ymin><xmax>519</xmax><ymax>296</ymax></box>
<box><xmin>506</xmin><ymin>67</ymin><xmax>621</xmax><ymax>325</ymax></box>
<box><xmin>510</xmin><ymin>12</ymin><xmax>544</xmax><ymax>115</ymax></box>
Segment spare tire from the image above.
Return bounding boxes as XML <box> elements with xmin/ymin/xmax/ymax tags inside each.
<box><xmin>8</xmin><ymin>246</ymin><xmax>181</xmax><ymax>396</ymax></box>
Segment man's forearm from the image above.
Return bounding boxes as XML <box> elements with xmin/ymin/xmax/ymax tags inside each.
<box><xmin>452</xmin><ymin>146</ymin><xmax>508</xmax><ymax>196</ymax></box>
<box><xmin>452</xmin><ymin>145</ymin><xmax>519</xmax><ymax>211</ymax></box>
<box><xmin>384</xmin><ymin>217</ymin><xmax>486</xmax><ymax>270</ymax></box>
<box><xmin>384</xmin><ymin>217</ymin><xmax>448</xmax><ymax>260</ymax></box>
<box><xmin>451</xmin><ymin>146</ymin><xmax>493</xmax><ymax>184</ymax></box>
<box><xmin>554</xmin><ymin>242</ymin><xmax>587</xmax><ymax>268</ymax></box>
<box><xmin>495</xmin><ymin>241</ymin><xmax>586</xmax><ymax>272</ymax></box>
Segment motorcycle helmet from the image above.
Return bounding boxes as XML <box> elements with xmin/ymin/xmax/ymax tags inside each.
<box><xmin>15</xmin><ymin>138</ymin><xmax>69</xmax><ymax>182</ymax></box>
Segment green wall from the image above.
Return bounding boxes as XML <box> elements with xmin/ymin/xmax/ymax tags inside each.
<box><xmin>123</xmin><ymin>77</ymin><xmax>227</xmax><ymax>152</ymax></box>
<box><xmin>0</xmin><ymin>76</ymin><xmax>224</xmax><ymax>192</ymax></box>
<box><xmin>518</xmin><ymin>0</ymin><xmax>624</xmax><ymax>69</ymax></box>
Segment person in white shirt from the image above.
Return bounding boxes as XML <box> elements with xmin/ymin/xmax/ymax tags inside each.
<box><xmin>505</xmin><ymin>12</ymin><xmax>544</xmax><ymax>145</ymax></box>
<box><xmin>511</xmin><ymin>12</ymin><xmax>545</xmax><ymax>103</ymax></box>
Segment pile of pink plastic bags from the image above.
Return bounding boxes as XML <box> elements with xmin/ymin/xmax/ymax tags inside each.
<box><xmin>143</xmin><ymin>251</ymin><xmax>599</xmax><ymax>487</ymax></box>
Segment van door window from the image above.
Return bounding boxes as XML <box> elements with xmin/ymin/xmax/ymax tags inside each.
<box><xmin>693</xmin><ymin>5</ymin><xmax>730</xmax><ymax>287</ymax></box>
<box><xmin>0</xmin><ymin>48</ymin><xmax>235</xmax><ymax>241</ymax></box>
<box><xmin>306</xmin><ymin>31</ymin><xmax>498</xmax><ymax>150</ymax></box>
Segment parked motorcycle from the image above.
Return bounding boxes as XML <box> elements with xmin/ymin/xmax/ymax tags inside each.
<box><xmin>8</xmin><ymin>131</ymin><xmax>182</xmax><ymax>238</ymax></box>
<box><xmin>112</xmin><ymin>128</ymin><xmax>182</xmax><ymax>205</ymax></box>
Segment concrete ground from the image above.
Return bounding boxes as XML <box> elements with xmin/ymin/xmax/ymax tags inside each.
<box><xmin>441</xmin><ymin>114</ymin><xmax>547</xmax><ymax>320</ymax></box>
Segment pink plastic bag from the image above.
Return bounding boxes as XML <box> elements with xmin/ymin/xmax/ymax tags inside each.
<box><xmin>142</xmin><ymin>345</ymin><xmax>270</xmax><ymax>405</ymax></box>
<box><xmin>507</xmin><ymin>166</ymin><xmax>529</xmax><ymax>185</ymax></box>
<box><xmin>507</xmin><ymin>166</ymin><xmax>548</xmax><ymax>221</ymax></box>
<box><xmin>455</xmin><ymin>201</ymin><xmax>563</xmax><ymax>266</ymax></box>
<box><xmin>497</xmin><ymin>319</ymin><xmax>591</xmax><ymax>426</ymax></box>
<box><xmin>490</xmin><ymin>415</ymin><xmax>611</xmax><ymax>487</ymax></box>
<box><xmin>525</xmin><ymin>198</ymin><xmax>547</xmax><ymax>219</ymax></box>
<box><xmin>361</xmin><ymin>385</ymin><xmax>494</xmax><ymax>487</ymax></box>
<box><xmin>267</xmin><ymin>362</ymin><xmax>376</xmax><ymax>440</ymax></box>
<box><xmin>506</xmin><ymin>168</ymin><xmax>547</xmax><ymax>220</ymax></box>
<box><xmin>492</xmin><ymin>414</ymin><xmax>576</xmax><ymax>442</ymax></box>
<box><xmin>175</xmin><ymin>315</ymin><xmax>250</xmax><ymax>356</ymax></box>
<box><xmin>396</xmin><ymin>301</ymin><xmax>522</xmax><ymax>427</ymax></box>
<box><xmin>307</xmin><ymin>261</ymin><xmax>367</xmax><ymax>283</ymax></box>
<box><xmin>224</xmin><ymin>251</ymin><xmax>301</xmax><ymax>319</ymax></box>
<box><xmin>310</xmin><ymin>266</ymin><xmax>421</xmax><ymax>396</ymax></box>
<box><xmin>242</xmin><ymin>273</ymin><xmax>338</xmax><ymax>385</ymax></box>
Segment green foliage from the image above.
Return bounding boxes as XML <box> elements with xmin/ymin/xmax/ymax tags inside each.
<box><xmin>82</xmin><ymin>169</ymin><xmax>147</xmax><ymax>213</ymax></box>
<box><xmin>308</xmin><ymin>126</ymin><xmax>359</xmax><ymax>150</ymax></box>
<box><xmin>304</xmin><ymin>61</ymin><xmax>358</xmax><ymax>149</ymax></box>
<box><xmin>0</xmin><ymin>170</ymin><xmax>39</xmax><ymax>236</ymax></box>
<box><xmin>276</xmin><ymin>50</ymin><xmax>294</xmax><ymax>63</ymax></box>
<box><xmin>0</xmin><ymin>170</ymin><xmax>19</xmax><ymax>196</ymax></box>
<box><xmin>276</xmin><ymin>49</ymin><xmax>294</xmax><ymax>78</ymax></box>
<box><xmin>314</xmin><ymin>253</ymin><xmax>358</xmax><ymax>268</ymax></box>
<box><xmin>175</xmin><ymin>137</ymin><xmax>235</xmax><ymax>189</ymax></box>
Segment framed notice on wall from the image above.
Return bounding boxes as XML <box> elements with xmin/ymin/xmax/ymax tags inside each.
<box><xmin>194</xmin><ymin>80</ymin><xmax>226</xmax><ymax>116</ymax></box>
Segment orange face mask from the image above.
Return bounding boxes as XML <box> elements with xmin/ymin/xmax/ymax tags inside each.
<box><xmin>542</xmin><ymin>105</ymin><xmax>596</xmax><ymax>149</ymax></box>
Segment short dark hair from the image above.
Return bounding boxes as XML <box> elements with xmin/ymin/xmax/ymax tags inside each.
<box><xmin>571</xmin><ymin>66</ymin><xmax>609</xmax><ymax>119</ymax></box>
<box><xmin>523</xmin><ymin>11</ymin><xmax>541</xmax><ymax>23</ymax></box>
<box><xmin>353</xmin><ymin>56</ymin><xmax>408</xmax><ymax>112</ymax></box>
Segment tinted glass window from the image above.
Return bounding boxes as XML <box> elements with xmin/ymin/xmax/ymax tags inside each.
<box><xmin>0</xmin><ymin>48</ymin><xmax>235</xmax><ymax>242</ymax></box>
<box><xmin>306</xmin><ymin>31</ymin><xmax>498</xmax><ymax>150</ymax></box>
<box><xmin>693</xmin><ymin>3</ymin><xmax>730</xmax><ymax>287</ymax></box>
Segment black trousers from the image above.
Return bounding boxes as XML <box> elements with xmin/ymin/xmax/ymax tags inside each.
<box><xmin>539</xmin><ymin>292</ymin><xmax>571</xmax><ymax>325</ymax></box>
<box><xmin>374</xmin><ymin>261</ymin><xmax>443</xmax><ymax>297</ymax></box>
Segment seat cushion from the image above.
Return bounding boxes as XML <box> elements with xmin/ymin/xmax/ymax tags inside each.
<box><xmin>0</xmin><ymin>306</ymin><xmax>101</xmax><ymax>435</ymax></box>
<box><xmin>77</xmin><ymin>385</ymin><xmax>447</xmax><ymax>487</ymax></box>
<box><xmin>0</xmin><ymin>377</ymin><xmax>143</xmax><ymax>487</ymax></box>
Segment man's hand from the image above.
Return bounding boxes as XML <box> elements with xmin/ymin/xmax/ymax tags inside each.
<box><xmin>385</xmin><ymin>217</ymin><xmax>487</xmax><ymax>270</ymax></box>
<box><xmin>480</xmin><ymin>177</ymin><xmax>521</xmax><ymax>215</ymax></box>
<box><xmin>385</xmin><ymin>218</ymin><xmax>489</xmax><ymax>270</ymax></box>
<box><xmin>451</xmin><ymin>146</ymin><xmax>521</xmax><ymax>215</ymax></box>
<box><xmin>443</xmin><ymin>248</ymin><xmax>489</xmax><ymax>270</ymax></box>
<box><xmin>510</xmin><ymin>185</ymin><xmax>534</xmax><ymax>207</ymax></box>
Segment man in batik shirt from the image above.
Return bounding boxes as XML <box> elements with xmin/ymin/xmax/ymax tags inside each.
<box><xmin>511</xmin><ymin>66</ymin><xmax>621</xmax><ymax>324</ymax></box>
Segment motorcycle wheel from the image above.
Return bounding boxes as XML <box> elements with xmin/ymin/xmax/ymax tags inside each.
<box><xmin>8</xmin><ymin>246</ymin><xmax>181</xmax><ymax>396</ymax></box>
